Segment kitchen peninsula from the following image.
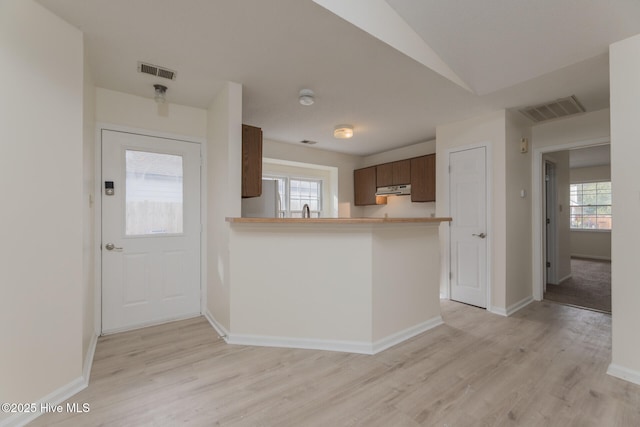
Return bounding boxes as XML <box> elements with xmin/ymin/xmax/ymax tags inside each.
<box><xmin>224</xmin><ymin>217</ymin><xmax>451</xmax><ymax>354</ymax></box>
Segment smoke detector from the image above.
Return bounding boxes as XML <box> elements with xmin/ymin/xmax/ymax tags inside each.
<box><xmin>299</xmin><ymin>89</ymin><xmax>315</xmax><ymax>106</ymax></box>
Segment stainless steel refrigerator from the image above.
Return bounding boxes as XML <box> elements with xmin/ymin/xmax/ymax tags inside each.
<box><xmin>241</xmin><ymin>179</ymin><xmax>280</xmax><ymax>218</ymax></box>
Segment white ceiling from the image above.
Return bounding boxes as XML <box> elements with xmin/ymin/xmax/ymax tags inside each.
<box><xmin>37</xmin><ymin>0</ymin><xmax>640</xmax><ymax>156</ymax></box>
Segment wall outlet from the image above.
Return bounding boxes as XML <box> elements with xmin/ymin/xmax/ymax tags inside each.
<box><xmin>520</xmin><ymin>137</ymin><xmax>529</xmax><ymax>153</ymax></box>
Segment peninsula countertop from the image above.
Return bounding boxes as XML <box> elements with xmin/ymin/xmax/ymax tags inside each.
<box><xmin>226</xmin><ymin>217</ymin><xmax>452</xmax><ymax>224</ymax></box>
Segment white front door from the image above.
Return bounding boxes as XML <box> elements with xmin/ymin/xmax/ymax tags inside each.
<box><xmin>449</xmin><ymin>147</ymin><xmax>488</xmax><ymax>308</ymax></box>
<box><xmin>101</xmin><ymin>130</ymin><xmax>201</xmax><ymax>333</ymax></box>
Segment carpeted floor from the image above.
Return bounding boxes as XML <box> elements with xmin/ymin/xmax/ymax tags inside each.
<box><xmin>544</xmin><ymin>257</ymin><xmax>611</xmax><ymax>313</ymax></box>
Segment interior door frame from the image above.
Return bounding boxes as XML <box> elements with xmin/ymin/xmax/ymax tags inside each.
<box><xmin>544</xmin><ymin>160</ymin><xmax>558</xmax><ymax>286</ymax></box>
<box><xmin>443</xmin><ymin>142</ymin><xmax>492</xmax><ymax>311</ymax></box>
<box><xmin>94</xmin><ymin>123</ymin><xmax>207</xmax><ymax>335</ymax></box>
<box><xmin>532</xmin><ymin>137</ymin><xmax>610</xmax><ymax>301</ymax></box>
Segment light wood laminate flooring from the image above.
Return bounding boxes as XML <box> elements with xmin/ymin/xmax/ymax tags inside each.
<box><xmin>30</xmin><ymin>300</ymin><xmax>640</xmax><ymax>426</ymax></box>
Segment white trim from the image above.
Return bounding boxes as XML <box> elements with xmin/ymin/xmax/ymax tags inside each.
<box><xmin>488</xmin><ymin>296</ymin><xmax>534</xmax><ymax>317</ymax></box>
<box><xmin>444</xmin><ymin>142</ymin><xmax>492</xmax><ymax>309</ymax></box>
<box><xmin>83</xmin><ymin>332</ymin><xmax>98</xmax><ymax>383</ymax></box>
<box><xmin>95</xmin><ymin>123</ymin><xmax>206</xmax><ymax>335</ymax></box>
<box><xmin>487</xmin><ymin>305</ymin><xmax>508</xmax><ymax>316</ymax></box>
<box><xmin>371</xmin><ymin>316</ymin><xmax>443</xmax><ymax>354</ymax></box>
<box><xmin>532</xmin><ymin>137</ymin><xmax>610</xmax><ymax>301</ymax></box>
<box><xmin>607</xmin><ymin>363</ymin><xmax>640</xmax><ymax>386</ymax></box>
<box><xmin>219</xmin><ymin>316</ymin><xmax>443</xmax><ymax>355</ymax></box>
<box><xmin>101</xmin><ymin>312</ymin><xmax>201</xmax><ymax>335</ymax></box>
<box><xmin>544</xmin><ymin>160</ymin><xmax>558</xmax><ymax>285</ymax></box>
<box><xmin>558</xmin><ymin>274</ymin><xmax>572</xmax><ymax>284</ymax></box>
<box><xmin>571</xmin><ymin>254</ymin><xmax>611</xmax><ymax>261</ymax></box>
<box><xmin>0</xmin><ymin>342</ymin><xmax>98</xmax><ymax>427</ymax></box>
<box><xmin>227</xmin><ymin>333</ymin><xmax>373</xmax><ymax>354</ymax></box>
<box><xmin>204</xmin><ymin>309</ymin><xmax>229</xmax><ymax>340</ymax></box>
<box><xmin>0</xmin><ymin>377</ymin><xmax>87</xmax><ymax>427</ymax></box>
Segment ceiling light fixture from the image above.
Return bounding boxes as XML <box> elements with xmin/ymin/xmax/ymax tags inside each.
<box><xmin>299</xmin><ymin>89</ymin><xmax>315</xmax><ymax>106</ymax></box>
<box><xmin>333</xmin><ymin>124</ymin><xmax>354</xmax><ymax>139</ymax></box>
<box><xmin>154</xmin><ymin>84</ymin><xmax>167</xmax><ymax>104</ymax></box>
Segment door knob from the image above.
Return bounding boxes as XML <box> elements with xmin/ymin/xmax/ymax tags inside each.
<box><xmin>472</xmin><ymin>233</ymin><xmax>486</xmax><ymax>239</ymax></box>
<box><xmin>105</xmin><ymin>243</ymin><xmax>123</xmax><ymax>251</ymax></box>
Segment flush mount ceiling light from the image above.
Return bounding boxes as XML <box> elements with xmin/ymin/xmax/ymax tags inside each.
<box><xmin>299</xmin><ymin>89</ymin><xmax>315</xmax><ymax>106</ymax></box>
<box><xmin>153</xmin><ymin>84</ymin><xmax>167</xmax><ymax>104</ymax></box>
<box><xmin>333</xmin><ymin>124</ymin><xmax>354</xmax><ymax>139</ymax></box>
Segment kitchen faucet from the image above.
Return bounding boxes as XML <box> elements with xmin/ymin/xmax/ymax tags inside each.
<box><xmin>302</xmin><ymin>204</ymin><xmax>311</xmax><ymax>218</ymax></box>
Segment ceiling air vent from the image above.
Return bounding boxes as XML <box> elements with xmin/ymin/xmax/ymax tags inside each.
<box><xmin>519</xmin><ymin>95</ymin><xmax>585</xmax><ymax>123</ymax></box>
<box><xmin>137</xmin><ymin>62</ymin><xmax>176</xmax><ymax>80</ymax></box>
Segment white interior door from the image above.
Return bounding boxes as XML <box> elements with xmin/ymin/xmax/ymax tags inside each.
<box><xmin>449</xmin><ymin>147</ymin><xmax>488</xmax><ymax>308</ymax></box>
<box><xmin>101</xmin><ymin>130</ymin><xmax>201</xmax><ymax>333</ymax></box>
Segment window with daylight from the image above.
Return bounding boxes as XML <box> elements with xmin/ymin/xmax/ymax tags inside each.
<box><xmin>570</xmin><ymin>181</ymin><xmax>611</xmax><ymax>230</ymax></box>
<box><xmin>263</xmin><ymin>175</ymin><xmax>323</xmax><ymax>218</ymax></box>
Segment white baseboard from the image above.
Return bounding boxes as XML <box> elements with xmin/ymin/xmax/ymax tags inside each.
<box><xmin>372</xmin><ymin>316</ymin><xmax>443</xmax><ymax>354</ymax></box>
<box><xmin>571</xmin><ymin>254</ymin><xmax>611</xmax><ymax>261</ymax></box>
<box><xmin>227</xmin><ymin>333</ymin><xmax>373</xmax><ymax>354</ymax></box>
<box><xmin>203</xmin><ymin>309</ymin><xmax>229</xmax><ymax>341</ymax></box>
<box><xmin>0</xmin><ymin>377</ymin><xmax>87</xmax><ymax>427</ymax></box>
<box><xmin>223</xmin><ymin>316</ymin><xmax>444</xmax><ymax>355</ymax></box>
<box><xmin>83</xmin><ymin>332</ymin><xmax>98</xmax><ymax>383</ymax></box>
<box><xmin>558</xmin><ymin>274</ymin><xmax>572</xmax><ymax>284</ymax></box>
<box><xmin>489</xmin><ymin>296</ymin><xmax>534</xmax><ymax>317</ymax></box>
<box><xmin>607</xmin><ymin>363</ymin><xmax>640</xmax><ymax>386</ymax></box>
<box><xmin>0</xmin><ymin>332</ymin><xmax>99</xmax><ymax>427</ymax></box>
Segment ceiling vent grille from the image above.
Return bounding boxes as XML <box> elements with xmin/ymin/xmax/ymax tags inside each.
<box><xmin>519</xmin><ymin>95</ymin><xmax>585</xmax><ymax>123</ymax></box>
<box><xmin>137</xmin><ymin>62</ymin><xmax>176</xmax><ymax>80</ymax></box>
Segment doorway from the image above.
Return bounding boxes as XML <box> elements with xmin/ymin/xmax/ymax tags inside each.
<box><xmin>101</xmin><ymin>129</ymin><xmax>202</xmax><ymax>333</ymax></box>
<box><xmin>534</xmin><ymin>143</ymin><xmax>611</xmax><ymax>312</ymax></box>
<box><xmin>544</xmin><ymin>160</ymin><xmax>558</xmax><ymax>288</ymax></box>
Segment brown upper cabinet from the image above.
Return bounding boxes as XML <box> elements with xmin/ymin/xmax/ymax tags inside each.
<box><xmin>242</xmin><ymin>124</ymin><xmax>263</xmax><ymax>198</ymax></box>
<box><xmin>410</xmin><ymin>154</ymin><xmax>436</xmax><ymax>202</ymax></box>
<box><xmin>353</xmin><ymin>166</ymin><xmax>378</xmax><ymax>206</ymax></box>
<box><xmin>376</xmin><ymin>159</ymin><xmax>411</xmax><ymax>187</ymax></box>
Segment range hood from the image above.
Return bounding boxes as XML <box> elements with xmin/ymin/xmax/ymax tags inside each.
<box><xmin>375</xmin><ymin>184</ymin><xmax>411</xmax><ymax>196</ymax></box>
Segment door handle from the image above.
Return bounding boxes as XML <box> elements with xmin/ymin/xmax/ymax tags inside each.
<box><xmin>472</xmin><ymin>233</ymin><xmax>486</xmax><ymax>239</ymax></box>
<box><xmin>105</xmin><ymin>243</ymin><xmax>123</xmax><ymax>251</ymax></box>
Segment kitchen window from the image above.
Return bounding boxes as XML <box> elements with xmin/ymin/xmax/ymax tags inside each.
<box><xmin>264</xmin><ymin>175</ymin><xmax>323</xmax><ymax>218</ymax></box>
<box><xmin>570</xmin><ymin>181</ymin><xmax>611</xmax><ymax>230</ymax></box>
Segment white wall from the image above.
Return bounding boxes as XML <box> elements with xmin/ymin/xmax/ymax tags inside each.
<box><xmin>360</xmin><ymin>140</ymin><xmax>437</xmax><ymax>218</ymax></box>
<box><xmin>82</xmin><ymin>43</ymin><xmax>97</xmax><ymax>368</ymax></box>
<box><xmin>96</xmin><ymin>88</ymin><xmax>207</xmax><ymax>139</ymax></box>
<box><xmin>532</xmin><ymin>109</ymin><xmax>610</xmax><ymax>149</ymax></box>
<box><xmin>543</xmin><ymin>151</ymin><xmax>572</xmax><ymax>283</ymax></box>
<box><xmin>609</xmin><ymin>33</ymin><xmax>640</xmax><ymax>383</ymax></box>
<box><xmin>263</xmin><ymin>139</ymin><xmax>362</xmax><ymax>218</ymax></box>
<box><xmin>206</xmin><ymin>83</ymin><xmax>243</xmax><ymax>332</ymax></box>
<box><xmin>436</xmin><ymin>110</ymin><xmax>509</xmax><ymax>310</ymax></box>
<box><xmin>570</xmin><ymin>165</ymin><xmax>610</xmax><ymax>183</ymax></box>
<box><xmin>0</xmin><ymin>0</ymin><xmax>84</xmax><ymax>417</ymax></box>
<box><xmin>570</xmin><ymin>165</ymin><xmax>611</xmax><ymax>260</ymax></box>
<box><xmin>505</xmin><ymin>111</ymin><xmax>532</xmax><ymax>306</ymax></box>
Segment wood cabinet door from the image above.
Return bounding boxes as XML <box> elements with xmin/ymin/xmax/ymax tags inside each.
<box><xmin>242</xmin><ymin>124</ymin><xmax>262</xmax><ymax>198</ymax></box>
<box><xmin>376</xmin><ymin>163</ymin><xmax>393</xmax><ymax>187</ymax></box>
<box><xmin>410</xmin><ymin>154</ymin><xmax>436</xmax><ymax>202</ymax></box>
<box><xmin>354</xmin><ymin>166</ymin><xmax>377</xmax><ymax>206</ymax></box>
<box><xmin>393</xmin><ymin>159</ymin><xmax>411</xmax><ymax>185</ymax></box>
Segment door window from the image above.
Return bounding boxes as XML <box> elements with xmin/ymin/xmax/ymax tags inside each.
<box><xmin>125</xmin><ymin>150</ymin><xmax>184</xmax><ymax>235</ymax></box>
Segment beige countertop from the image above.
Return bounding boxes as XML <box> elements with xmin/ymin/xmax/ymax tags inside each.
<box><xmin>226</xmin><ymin>217</ymin><xmax>452</xmax><ymax>224</ymax></box>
